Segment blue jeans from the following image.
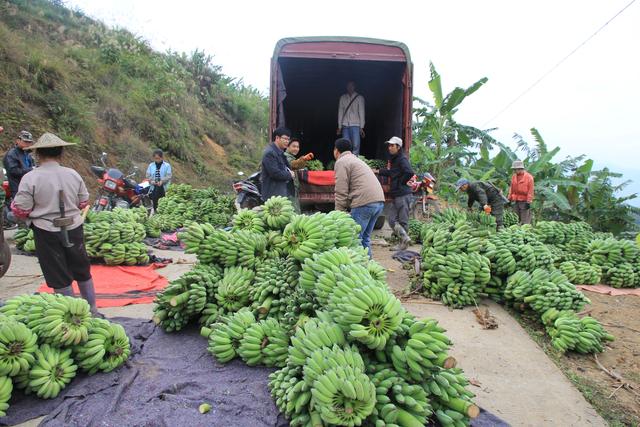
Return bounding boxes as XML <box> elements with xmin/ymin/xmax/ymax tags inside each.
<box><xmin>350</xmin><ymin>201</ymin><xmax>384</xmax><ymax>258</ymax></box>
<box><xmin>342</xmin><ymin>126</ymin><xmax>361</xmax><ymax>156</ymax></box>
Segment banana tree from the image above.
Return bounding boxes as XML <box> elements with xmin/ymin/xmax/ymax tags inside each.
<box><xmin>411</xmin><ymin>63</ymin><xmax>495</xmax><ymax>192</ymax></box>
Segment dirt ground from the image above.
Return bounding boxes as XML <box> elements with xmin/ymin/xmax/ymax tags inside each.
<box><xmin>0</xmin><ymin>229</ymin><xmax>627</xmax><ymax>427</ymax></box>
<box><xmin>560</xmin><ymin>292</ymin><xmax>640</xmax><ymax>425</ymax></box>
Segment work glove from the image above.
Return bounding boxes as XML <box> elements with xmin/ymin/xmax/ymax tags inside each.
<box><xmin>302</xmin><ymin>153</ymin><xmax>314</xmax><ymax>161</ymax></box>
<box><xmin>483</xmin><ymin>205</ymin><xmax>492</xmax><ymax>214</ymax></box>
<box><xmin>524</xmin><ymin>202</ymin><xmax>531</xmax><ymax>209</ymax></box>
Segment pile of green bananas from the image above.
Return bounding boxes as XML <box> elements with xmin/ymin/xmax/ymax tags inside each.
<box><xmin>408</xmin><ymin>219</ymin><xmax>424</xmax><ymax>243</ymax></box>
<box><xmin>542</xmin><ymin>309</ymin><xmax>614</xmax><ymax>354</ymax></box>
<box><xmin>232</xmin><ymin>209</ymin><xmax>266</xmax><ymax>233</ymax></box>
<box><xmin>153</xmin><ymin>184</ymin><xmax>235</xmax><ymax>231</ymax></box>
<box><xmin>431</xmin><ymin>208</ymin><xmax>468</xmax><ymax>225</ymax></box>
<box><xmin>0</xmin><ymin>376</ymin><xmax>11</xmax><ymax>417</ymax></box>
<box><xmin>503</xmin><ymin>210</ymin><xmax>519</xmax><ymax>227</ymax></box>
<box><xmin>587</xmin><ymin>238</ymin><xmax>639</xmax><ymax>268</ymax></box>
<box><xmin>13</xmin><ymin>228</ymin><xmax>35</xmax><ymax>253</ymax></box>
<box><xmin>73</xmin><ymin>318</ymin><xmax>130</xmax><ymax>374</ymax></box>
<box><xmin>153</xmin><ymin>265</ymin><xmax>222</xmax><ymax>331</ymax></box>
<box><xmin>421</xmin><ymin>250</ymin><xmax>491</xmax><ymax>308</ymax></box>
<box><xmin>237</xmin><ymin>318</ymin><xmax>289</xmax><ymax>367</ymax></box>
<box><xmin>427</xmin><ymin>368</ymin><xmax>480</xmax><ymax>427</ymax></box>
<box><xmin>603</xmin><ymin>263</ymin><xmax>636</xmax><ymax>288</ymax></box>
<box><xmin>0</xmin><ymin>294</ymin><xmax>130</xmax><ymax>408</ymax></box>
<box><xmin>260</xmin><ymin>196</ymin><xmax>295</xmax><ymax>231</ymax></box>
<box><xmin>86</xmin><ymin>206</ymin><xmax>148</xmax><ymax>225</ymax></box>
<box><xmin>504</xmin><ymin>269</ymin><xmax>590</xmax><ymax>314</ymax></box>
<box><xmin>559</xmin><ymin>261</ymin><xmax>602</xmax><ymax>285</ymax></box>
<box><xmin>251</xmin><ymin>257</ymin><xmax>299</xmax><ymax>320</ymax></box>
<box><xmin>84</xmin><ymin>215</ymin><xmax>149</xmax><ymax>265</ymax></box>
<box><xmin>366</xmin><ymin>365</ymin><xmax>431</xmax><ymax>426</ymax></box>
<box><xmin>305</xmin><ymin>159</ymin><xmax>324</xmax><ymax>171</ymax></box>
<box><xmin>358</xmin><ymin>156</ymin><xmax>387</xmax><ymax>170</ymax></box>
<box><xmin>201</xmin><ymin>309</ymin><xmax>256</xmax><ymax>363</ymax></box>
<box><xmin>15</xmin><ymin>344</ymin><xmax>77</xmax><ymax>399</ymax></box>
<box><xmin>0</xmin><ymin>319</ymin><xmax>38</xmax><ymax>377</ymax></box>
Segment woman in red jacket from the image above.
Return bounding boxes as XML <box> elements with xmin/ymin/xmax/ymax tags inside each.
<box><xmin>507</xmin><ymin>160</ymin><xmax>534</xmax><ymax>224</ymax></box>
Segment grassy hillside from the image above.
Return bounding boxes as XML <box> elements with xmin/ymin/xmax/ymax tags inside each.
<box><xmin>0</xmin><ymin>0</ymin><xmax>268</xmax><ymax>191</ymax></box>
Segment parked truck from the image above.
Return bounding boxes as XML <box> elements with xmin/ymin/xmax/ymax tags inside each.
<box><xmin>270</xmin><ymin>37</ymin><xmax>413</xmax><ymax>209</ymax></box>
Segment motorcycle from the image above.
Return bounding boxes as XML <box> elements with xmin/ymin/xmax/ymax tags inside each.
<box><xmin>232</xmin><ymin>171</ymin><xmax>262</xmax><ymax>210</ymax></box>
<box><xmin>408</xmin><ymin>172</ymin><xmax>440</xmax><ymax>221</ymax></box>
<box><xmin>90</xmin><ymin>153</ymin><xmax>152</xmax><ymax>213</ymax></box>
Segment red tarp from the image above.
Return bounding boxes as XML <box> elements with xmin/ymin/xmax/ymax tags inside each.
<box><xmin>37</xmin><ymin>264</ymin><xmax>169</xmax><ymax>307</ymax></box>
<box><xmin>299</xmin><ymin>170</ymin><xmax>336</xmax><ymax>186</ymax></box>
<box><xmin>576</xmin><ymin>284</ymin><xmax>640</xmax><ymax>297</ymax></box>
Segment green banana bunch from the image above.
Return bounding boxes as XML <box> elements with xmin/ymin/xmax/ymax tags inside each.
<box><xmin>367</xmin><ymin>366</ymin><xmax>432</xmax><ymax>426</ymax></box>
<box><xmin>264</xmin><ymin>230</ymin><xmax>285</xmax><ymax>259</ymax></box>
<box><xmin>288</xmin><ymin>315</ymin><xmax>346</xmax><ymax>366</ymax></box>
<box><xmin>384</xmin><ymin>317</ymin><xmax>455</xmax><ymax>383</ymax></box>
<box><xmin>27</xmin><ymin>295</ymin><xmax>92</xmax><ymax>347</ymax></box>
<box><xmin>604</xmin><ymin>263</ymin><xmax>635</xmax><ymax>288</ymax></box>
<box><xmin>13</xmin><ymin>228</ymin><xmax>34</xmax><ymax>252</ymax></box>
<box><xmin>281</xmin><ymin>214</ymin><xmax>326</xmax><ymax>261</ymax></box>
<box><xmin>0</xmin><ymin>319</ymin><xmax>38</xmax><ymax>376</ymax></box>
<box><xmin>178</xmin><ymin>222</ymin><xmax>216</xmax><ymax>254</ymax></box>
<box><xmin>233</xmin><ymin>230</ymin><xmax>267</xmax><ymax>269</ymax></box>
<box><xmin>237</xmin><ymin>318</ymin><xmax>289</xmax><ymax>367</ymax></box>
<box><xmin>215</xmin><ymin>266</ymin><xmax>255</xmax><ymax>313</ymax></box>
<box><xmin>325</xmin><ymin>210</ymin><xmax>362</xmax><ymax>248</ymax></box>
<box><xmin>542</xmin><ymin>309</ymin><xmax>614</xmax><ymax>354</ymax></box>
<box><xmin>503</xmin><ymin>210</ymin><xmax>519</xmax><ymax>227</ymax></box>
<box><xmin>261</xmin><ymin>196</ymin><xmax>295</xmax><ymax>230</ymax></box>
<box><xmin>73</xmin><ymin>318</ymin><xmax>130</xmax><ymax>374</ymax></box>
<box><xmin>311</xmin><ymin>365</ymin><xmax>376</xmax><ymax>426</ymax></box>
<box><xmin>0</xmin><ymin>294</ymin><xmax>38</xmax><ymax>325</ymax></box>
<box><xmin>428</xmin><ymin>368</ymin><xmax>480</xmax><ymax>426</ymax></box>
<box><xmin>302</xmin><ymin>344</ymin><xmax>364</xmax><ymax>386</ymax></box>
<box><xmin>329</xmin><ymin>282</ymin><xmax>403</xmax><ymax>350</ymax></box>
<box><xmin>201</xmin><ymin>309</ymin><xmax>256</xmax><ymax>363</ymax></box>
<box><xmin>0</xmin><ymin>376</ymin><xmax>12</xmax><ymax>416</ymax></box>
<box><xmin>280</xmin><ymin>289</ymin><xmax>316</xmax><ymax>334</ymax></box>
<box><xmin>559</xmin><ymin>261</ymin><xmax>602</xmax><ymax>285</ymax></box>
<box><xmin>198</xmin><ymin>303</ymin><xmax>225</xmax><ymax>328</ymax></box>
<box><xmin>408</xmin><ymin>219</ymin><xmax>424</xmax><ymax>244</ymax></box>
<box><xmin>251</xmin><ymin>257</ymin><xmax>298</xmax><ymax>319</ymax></box>
<box><xmin>269</xmin><ymin>365</ymin><xmax>319</xmax><ymax>426</ymax></box>
<box><xmin>27</xmin><ymin>344</ymin><xmax>77</xmax><ymax>399</ymax></box>
<box><xmin>232</xmin><ymin>209</ymin><xmax>266</xmax><ymax>233</ymax></box>
<box><xmin>432</xmin><ymin>208</ymin><xmax>468</xmax><ymax>225</ymax></box>
<box><xmin>298</xmin><ymin>246</ymin><xmax>369</xmax><ymax>301</ymax></box>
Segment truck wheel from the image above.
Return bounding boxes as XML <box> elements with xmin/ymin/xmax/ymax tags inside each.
<box><xmin>0</xmin><ymin>240</ymin><xmax>11</xmax><ymax>278</ymax></box>
<box><xmin>374</xmin><ymin>215</ymin><xmax>386</xmax><ymax>230</ymax></box>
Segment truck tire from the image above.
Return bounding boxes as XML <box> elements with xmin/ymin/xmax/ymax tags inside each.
<box><xmin>374</xmin><ymin>214</ymin><xmax>386</xmax><ymax>230</ymax></box>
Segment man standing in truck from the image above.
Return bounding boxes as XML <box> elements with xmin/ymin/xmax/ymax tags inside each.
<box><xmin>334</xmin><ymin>138</ymin><xmax>384</xmax><ymax>258</ymax></box>
<box><xmin>337</xmin><ymin>81</ymin><xmax>365</xmax><ymax>156</ymax></box>
<box><xmin>261</xmin><ymin>127</ymin><xmax>294</xmax><ymax>202</ymax></box>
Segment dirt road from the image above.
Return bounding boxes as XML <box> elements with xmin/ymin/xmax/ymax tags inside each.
<box><xmin>0</xmin><ymin>231</ymin><xmax>608</xmax><ymax>427</ymax></box>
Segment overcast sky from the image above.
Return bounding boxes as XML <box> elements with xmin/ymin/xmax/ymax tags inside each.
<box><xmin>65</xmin><ymin>0</ymin><xmax>640</xmax><ymax>205</ymax></box>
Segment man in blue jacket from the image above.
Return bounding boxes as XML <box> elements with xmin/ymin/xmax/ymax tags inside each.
<box><xmin>261</xmin><ymin>127</ymin><xmax>294</xmax><ymax>202</ymax></box>
<box><xmin>377</xmin><ymin>136</ymin><xmax>414</xmax><ymax>250</ymax></box>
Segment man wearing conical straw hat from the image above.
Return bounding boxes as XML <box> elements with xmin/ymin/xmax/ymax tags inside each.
<box><xmin>11</xmin><ymin>133</ymin><xmax>100</xmax><ymax>316</ymax></box>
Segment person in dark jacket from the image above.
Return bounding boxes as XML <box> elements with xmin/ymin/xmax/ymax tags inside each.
<box><xmin>3</xmin><ymin>130</ymin><xmax>34</xmax><ymax>199</ymax></box>
<box><xmin>456</xmin><ymin>178</ymin><xmax>506</xmax><ymax>230</ymax></box>
<box><xmin>376</xmin><ymin>136</ymin><xmax>414</xmax><ymax>249</ymax></box>
<box><xmin>260</xmin><ymin>127</ymin><xmax>294</xmax><ymax>202</ymax></box>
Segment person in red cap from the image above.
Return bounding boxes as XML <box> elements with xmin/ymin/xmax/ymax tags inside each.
<box><xmin>507</xmin><ymin>160</ymin><xmax>534</xmax><ymax>224</ymax></box>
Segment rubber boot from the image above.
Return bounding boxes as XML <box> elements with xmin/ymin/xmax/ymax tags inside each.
<box><xmin>54</xmin><ymin>285</ymin><xmax>75</xmax><ymax>297</ymax></box>
<box><xmin>78</xmin><ymin>279</ymin><xmax>103</xmax><ymax>318</ymax></box>
<box><xmin>392</xmin><ymin>224</ymin><xmax>411</xmax><ymax>251</ymax></box>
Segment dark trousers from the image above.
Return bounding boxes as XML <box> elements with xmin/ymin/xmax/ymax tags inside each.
<box><xmin>388</xmin><ymin>194</ymin><xmax>412</xmax><ymax>231</ymax></box>
<box><xmin>513</xmin><ymin>201</ymin><xmax>532</xmax><ymax>225</ymax></box>
<box><xmin>150</xmin><ymin>186</ymin><xmax>166</xmax><ymax>211</ymax></box>
<box><xmin>32</xmin><ymin>225</ymin><xmax>91</xmax><ymax>289</ymax></box>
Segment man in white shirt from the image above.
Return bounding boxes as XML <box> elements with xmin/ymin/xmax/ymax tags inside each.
<box><xmin>337</xmin><ymin>81</ymin><xmax>365</xmax><ymax>156</ymax></box>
